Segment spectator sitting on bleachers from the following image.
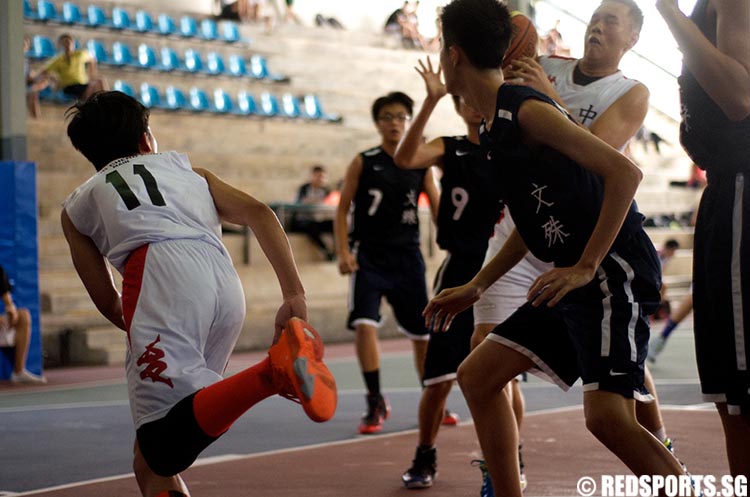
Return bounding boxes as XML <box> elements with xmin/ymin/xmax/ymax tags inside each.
<box><xmin>652</xmin><ymin>238</ymin><xmax>680</xmax><ymax>320</ymax></box>
<box><xmin>39</xmin><ymin>34</ymin><xmax>107</xmax><ymax>102</ymax></box>
<box><xmin>0</xmin><ymin>264</ymin><xmax>46</xmax><ymax>385</ymax></box>
<box><xmin>384</xmin><ymin>1</ymin><xmax>425</xmax><ymax>50</ymax></box>
<box><xmin>290</xmin><ymin>165</ymin><xmax>336</xmax><ymax>261</ymax></box>
<box><xmin>24</xmin><ymin>34</ymin><xmax>50</xmax><ymax>119</ymax></box>
<box><xmin>216</xmin><ymin>0</ymin><xmax>254</xmax><ymax>23</ymax></box>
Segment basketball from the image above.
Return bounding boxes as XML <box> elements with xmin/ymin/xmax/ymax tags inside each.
<box><xmin>502</xmin><ymin>12</ymin><xmax>539</xmax><ymax>69</ymax></box>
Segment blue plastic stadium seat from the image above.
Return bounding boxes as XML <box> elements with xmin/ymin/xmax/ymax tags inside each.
<box><xmin>257</xmin><ymin>92</ymin><xmax>280</xmax><ymax>117</ymax></box>
<box><xmin>29</xmin><ymin>35</ymin><xmax>56</xmax><ymax>59</ymax></box>
<box><xmin>87</xmin><ymin>5</ymin><xmax>111</xmax><ymax>28</ymax></box>
<box><xmin>302</xmin><ymin>94</ymin><xmax>342</xmax><ymax>123</ymax></box>
<box><xmin>188</xmin><ymin>87</ymin><xmax>211</xmax><ymax>112</ymax></box>
<box><xmin>136</xmin><ymin>44</ymin><xmax>157</xmax><ymax>70</ymax></box>
<box><xmin>113</xmin><ymin>80</ymin><xmax>135</xmax><ymax>98</ymax></box>
<box><xmin>205</xmin><ymin>52</ymin><xmax>226</xmax><ymax>76</ymax></box>
<box><xmin>25</xmin><ymin>0</ymin><xmax>39</xmax><ymax>20</ymax></box>
<box><xmin>200</xmin><ymin>19</ymin><xmax>219</xmax><ymax>41</ymax></box>
<box><xmin>111</xmin><ymin>41</ymin><xmax>135</xmax><ymax>67</ymax></box>
<box><xmin>164</xmin><ymin>86</ymin><xmax>187</xmax><ymax>111</ymax></box>
<box><xmin>182</xmin><ymin>49</ymin><xmax>203</xmax><ymax>73</ymax></box>
<box><xmin>236</xmin><ymin>91</ymin><xmax>257</xmax><ymax>116</ymax></box>
<box><xmin>37</xmin><ymin>0</ymin><xmax>59</xmax><ymax>22</ymax></box>
<box><xmin>179</xmin><ymin>15</ymin><xmax>198</xmax><ymax>38</ymax></box>
<box><xmin>111</xmin><ymin>7</ymin><xmax>131</xmax><ymax>30</ymax></box>
<box><xmin>140</xmin><ymin>83</ymin><xmax>165</xmax><ymax>109</ymax></box>
<box><xmin>159</xmin><ymin>47</ymin><xmax>180</xmax><ymax>72</ymax></box>
<box><xmin>134</xmin><ymin>10</ymin><xmax>154</xmax><ymax>33</ymax></box>
<box><xmin>220</xmin><ymin>21</ymin><xmax>241</xmax><ymax>43</ymax></box>
<box><xmin>249</xmin><ymin>55</ymin><xmax>290</xmax><ymax>83</ymax></box>
<box><xmin>157</xmin><ymin>14</ymin><xmax>177</xmax><ymax>36</ymax></box>
<box><xmin>280</xmin><ymin>93</ymin><xmax>301</xmax><ymax>119</ymax></box>
<box><xmin>86</xmin><ymin>39</ymin><xmax>110</xmax><ymax>64</ymax></box>
<box><xmin>228</xmin><ymin>54</ymin><xmax>247</xmax><ymax>78</ymax></box>
<box><xmin>213</xmin><ymin>89</ymin><xmax>234</xmax><ymax>114</ymax></box>
<box><xmin>61</xmin><ymin>2</ymin><xmax>84</xmax><ymax>25</ymax></box>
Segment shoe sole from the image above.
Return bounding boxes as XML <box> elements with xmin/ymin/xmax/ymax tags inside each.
<box><xmin>270</xmin><ymin>318</ymin><xmax>337</xmax><ymax>422</ymax></box>
<box><xmin>403</xmin><ymin>479</ymin><xmax>434</xmax><ymax>489</ymax></box>
<box><xmin>358</xmin><ymin>422</ymin><xmax>383</xmax><ymax>434</ymax></box>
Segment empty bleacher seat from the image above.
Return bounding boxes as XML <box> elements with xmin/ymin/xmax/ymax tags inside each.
<box><xmin>213</xmin><ymin>89</ymin><xmax>234</xmax><ymax>114</ymax></box>
<box><xmin>164</xmin><ymin>86</ymin><xmax>187</xmax><ymax>111</ymax></box>
<box><xmin>157</xmin><ymin>14</ymin><xmax>177</xmax><ymax>36</ymax></box>
<box><xmin>61</xmin><ymin>2</ymin><xmax>84</xmax><ymax>25</ymax></box>
<box><xmin>113</xmin><ymin>80</ymin><xmax>135</xmax><ymax>98</ymax></box>
<box><xmin>179</xmin><ymin>15</ymin><xmax>198</xmax><ymax>38</ymax></box>
<box><xmin>249</xmin><ymin>55</ymin><xmax>290</xmax><ymax>83</ymax></box>
<box><xmin>205</xmin><ymin>52</ymin><xmax>226</xmax><ymax>76</ymax></box>
<box><xmin>140</xmin><ymin>83</ymin><xmax>165</xmax><ymax>109</ymax></box>
<box><xmin>302</xmin><ymin>94</ymin><xmax>342</xmax><ymax>123</ymax></box>
<box><xmin>258</xmin><ymin>92</ymin><xmax>280</xmax><ymax>117</ymax></box>
<box><xmin>111</xmin><ymin>41</ymin><xmax>135</xmax><ymax>67</ymax></box>
<box><xmin>37</xmin><ymin>0</ymin><xmax>59</xmax><ymax>22</ymax></box>
<box><xmin>86</xmin><ymin>39</ymin><xmax>110</xmax><ymax>64</ymax></box>
<box><xmin>87</xmin><ymin>5</ymin><xmax>111</xmax><ymax>28</ymax></box>
<box><xmin>236</xmin><ymin>91</ymin><xmax>257</xmax><ymax>116</ymax></box>
<box><xmin>228</xmin><ymin>54</ymin><xmax>247</xmax><ymax>78</ymax></box>
<box><xmin>280</xmin><ymin>93</ymin><xmax>301</xmax><ymax>119</ymax></box>
<box><xmin>136</xmin><ymin>44</ymin><xmax>158</xmax><ymax>70</ymax></box>
<box><xmin>220</xmin><ymin>21</ymin><xmax>241</xmax><ymax>43</ymax></box>
<box><xmin>24</xmin><ymin>0</ymin><xmax>39</xmax><ymax>20</ymax></box>
<box><xmin>200</xmin><ymin>19</ymin><xmax>219</xmax><ymax>41</ymax></box>
<box><xmin>134</xmin><ymin>10</ymin><xmax>154</xmax><ymax>33</ymax></box>
<box><xmin>29</xmin><ymin>35</ymin><xmax>56</xmax><ymax>60</ymax></box>
<box><xmin>183</xmin><ymin>49</ymin><xmax>203</xmax><ymax>73</ymax></box>
<box><xmin>111</xmin><ymin>7</ymin><xmax>131</xmax><ymax>30</ymax></box>
<box><xmin>188</xmin><ymin>87</ymin><xmax>211</xmax><ymax>112</ymax></box>
<box><xmin>159</xmin><ymin>47</ymin><xmax>180</xmax><ymax>72</ymax></box>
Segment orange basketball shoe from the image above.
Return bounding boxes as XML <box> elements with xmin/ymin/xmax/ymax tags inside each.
<box><xmin>268</xmin><ymin>318</ymin><xmax>337</xmax><ymax>422</ymax></box>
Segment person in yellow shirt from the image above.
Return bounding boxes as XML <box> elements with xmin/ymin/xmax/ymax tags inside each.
<box><xmin>41</xmin><ymin>34</ymin><xmax>107</xmax><ymax>102</ymax></box>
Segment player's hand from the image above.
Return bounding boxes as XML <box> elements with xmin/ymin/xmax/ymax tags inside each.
<box><xmin>504</xmin><ymin>57</ymin><xmax>553</xmax><ymax>93</ymax></box>
<box><xmin>423</xmin><ymin>282</ymin><xmax>482</xmax><ymax>333</ymax></box>
<box><xmin>527</xmin><ymin>264</ymin><xmax>596</xmax><ymax>307</ymax></box>
<box><xmin>416</xmin><ymin>56</ymin><xmax>447</xmax><ymax>102</ymax></box>
<box><xmin>337</xmin><ymin>250</ymin><xmax>358</xmax><ymax>275</ymax></box>
<box><xmin>274</xmin><ymin>294</ymin><xmax>308</xmax><ymax>343</ymax></box>
<box><xmin>655</xmin><ymin>0</ymin><xmax>680</xmax><ymax>17</ymax></box>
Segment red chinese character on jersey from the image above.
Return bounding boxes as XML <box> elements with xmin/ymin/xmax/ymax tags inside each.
<box><xmin>137</xmin><ymin>335</ymin><xmax>174</xmax><ymax>388</ymax></box>
<box><xmin>548</xmin><ymin>75</ymin><xmax>557</xmax><ymax>84</ymax></box>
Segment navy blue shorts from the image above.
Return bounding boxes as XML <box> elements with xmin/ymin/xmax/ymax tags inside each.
<box><xmin>423</xmin><ymin>251</ymin><xmax>485</xmax><ymax>385</ymax></box>
<box><xmin>347</xmin><ymin>244</ymin><xmax>429</xmax><ymax>339</ymax></box>
<box><xmin>693</xmin><ymin>171</ymin><xmax>750</xmax><ymax>414</ymax></box>
<box><xmin>489</xmin><ymin>230</ymin><xmax>661</xmax><ymax>400</ymax></box>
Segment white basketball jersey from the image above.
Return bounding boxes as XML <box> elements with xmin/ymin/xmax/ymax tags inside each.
<box><xmin>63</xmin><ymin>152</ymin><xmax>225</xmax><ymax>273</ymax></box>
<box><xmin>540</xmin><ymin>55</ymin><xmax>639</xmax><ymax>144</ymax></box>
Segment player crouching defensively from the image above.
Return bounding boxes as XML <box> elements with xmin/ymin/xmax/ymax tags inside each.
<box><xmin>61</xmin><ymin>91</ymin><xmax>337</xmax><ymax>497</ymax></box>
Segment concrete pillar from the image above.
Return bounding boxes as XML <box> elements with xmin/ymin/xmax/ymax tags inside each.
<box><xmin>0</xmin><ymin>0</ymin><xmax>27</xmax><ymax>161</ymax></box>
<box><xmin>508</xmin><ymin>0</ymin><xmax>536</xmax><ymax>19</ymax></box>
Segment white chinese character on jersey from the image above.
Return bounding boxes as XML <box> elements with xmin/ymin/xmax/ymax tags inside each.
<box><xmin>404</xmin><ymin>189</ymin><xmax>418</xmax><ymax>208</ymax></box>
<box><xmin>531</xmin><ymin>183</ymin><xmax>554</xmax><ymax>213</ymax></box>
<box><xmin>542</xmin><ymin>216</ymin><xmax>569</xmax><ymax>247</ymax></box>
<box><xmin>402</xmin><ymin>208</ymin><xmax>418</xmax><ymax>225</ymax></box>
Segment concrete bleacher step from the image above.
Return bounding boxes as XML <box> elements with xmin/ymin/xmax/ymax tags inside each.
<box><xmin>644</xmin><ymin>227</ymin><xmax>694</xmax><ymax>250</ymax></box>
<box><xmin>67</xmin><ymin>325</ymin><xmax>128</xmax><ymax>366</ymax></box>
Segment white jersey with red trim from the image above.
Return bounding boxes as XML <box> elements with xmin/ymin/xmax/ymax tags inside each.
<box><xmin>63</xmin><ymin>151</ymin><xmax>225</xmax><ymax>274</ymax></box>
<box><xmin>540</xmin><ymin>55</ymin><xmax>640</xmax><ymax>136</ymax></box>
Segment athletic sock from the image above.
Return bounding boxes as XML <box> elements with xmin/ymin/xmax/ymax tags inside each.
<box><xmin>363</xmin><ymin>369</ymin><xmax>381</xmax><ymax>396</ymax></box>
<box><xmin>653</xmin><ymin>427</ymin><xmax>667</xmax><ymax>443</ymax></box>
<box><xmin>192</xmin><ymin>357</ymin><xmax>277</xmax><ymax>437</ymax></box>
<box><xmin>661</xmin><ymin>319</ymin><xmax>678</xmax><ymax>338</ymax></box>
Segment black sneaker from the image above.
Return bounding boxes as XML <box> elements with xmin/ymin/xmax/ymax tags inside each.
<box><xmin>402</xmin><ymin>446</ymin><xmax>437</xmax><ymax>488</ymax></box>
<box><xmin>358</xmin><ymin>393</ymin><xmax>390</xmax><ymax>434</ymax></box>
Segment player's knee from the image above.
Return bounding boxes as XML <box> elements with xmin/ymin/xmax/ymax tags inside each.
<box><xmin>457</xmin><ymin>359</ymin><xmax>488</xmax><ymax>400</ymax></box>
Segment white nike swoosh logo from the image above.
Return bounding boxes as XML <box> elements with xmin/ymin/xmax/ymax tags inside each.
<box><xmin>373</xmin><ymin>165</ymin><xmax>384</xmax><ymax>171</ymax></box>
<box><xmin>456</xmin><ymin>150</ymin><xmax>469</xmax><ymax>156</ymax></box>
<box><xmin>609</xmin><ymin>369</ymin><xmax>628</xmax><ymax>376</ymax></box>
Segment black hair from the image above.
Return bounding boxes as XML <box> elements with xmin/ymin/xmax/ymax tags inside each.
<box><xmin>371</xmin><ymin>91</ymin><xmax>414</xmax><ymax>122</ymax></box>
<box><xmin>440</xmin><ymin>0</ymin><xmax>512</xmax><ymax>70</ymax></box>
<box><xmin>312</xmin><ymin>165</ymin><xmax>326</xmax><ymax>173</ymax></box>
<box><xmin>664</xmin><ymin>239</ymin><xmax>680</xmax><ymax>250</ymax></box>
<box><xmin>604</xmin><ymin>0</ymin><xmax>644</xmax><ymax>34</ymax></box>
<box><xmin>66</xmin><ymin>91</ymin><xmax>150</xmax><ymax>171</ymax></box>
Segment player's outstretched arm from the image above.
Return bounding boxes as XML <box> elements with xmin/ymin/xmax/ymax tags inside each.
<box><xmin>61</xmin><ymin>209</ymin><xmax>126</xmax><ymax>331</ymax></box>
<box><xmin>394</xmin><ymin>57</ymin><xmax>447</xmax><ymax>170</ymax></box>
<box><xmin>657</xmin><ymin>0</ymin><xmax>750</xmax><ymax>121</ymax></box>
<box><xmin>424</xmin><ymin>228</ymin><xmax>529</xmax><ymax>332</ymax></box>
<box><xmin>196</xmin><ymin>168</ymin><xmax>306</xmax><ymax>335</ymax></box>
<box><xmin>334</xmin><ymin>155</ymin><xmax>361</xmax><ymax>275</ymax></box>
<box><xmin>518</xmin><ymin>99</ymin><xmax>642</xmax><ymax>305</ymax></box>
<box><xmin>423</xmin><ymin>167</ymin><xmax>440</xmax><ymax>222</ymax></box>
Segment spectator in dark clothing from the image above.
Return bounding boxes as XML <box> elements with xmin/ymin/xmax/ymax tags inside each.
<box><xmin>291</xmin><ymin>165</ymin><xmax>336</xmax><ymax>261</ymax></box>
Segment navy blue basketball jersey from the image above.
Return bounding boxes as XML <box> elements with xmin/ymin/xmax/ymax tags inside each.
<box><xmin>480</xmin><ymin>84</ymin><xmax>645</xmax><ymax>267</ymax></box>
<box><xmin>679</xmin><ymin>0</ymin><xmax>750</xmax><ymax>174</ymax></box>
<box><xmin>436</xmin><ymin>136</ymin><xmax>505</xmax><ymax>256</ymax></box>
<box><xmin>351</xmin><ymin>146</ymin><xmax>427</xmax><ymax>248</ymax></box>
